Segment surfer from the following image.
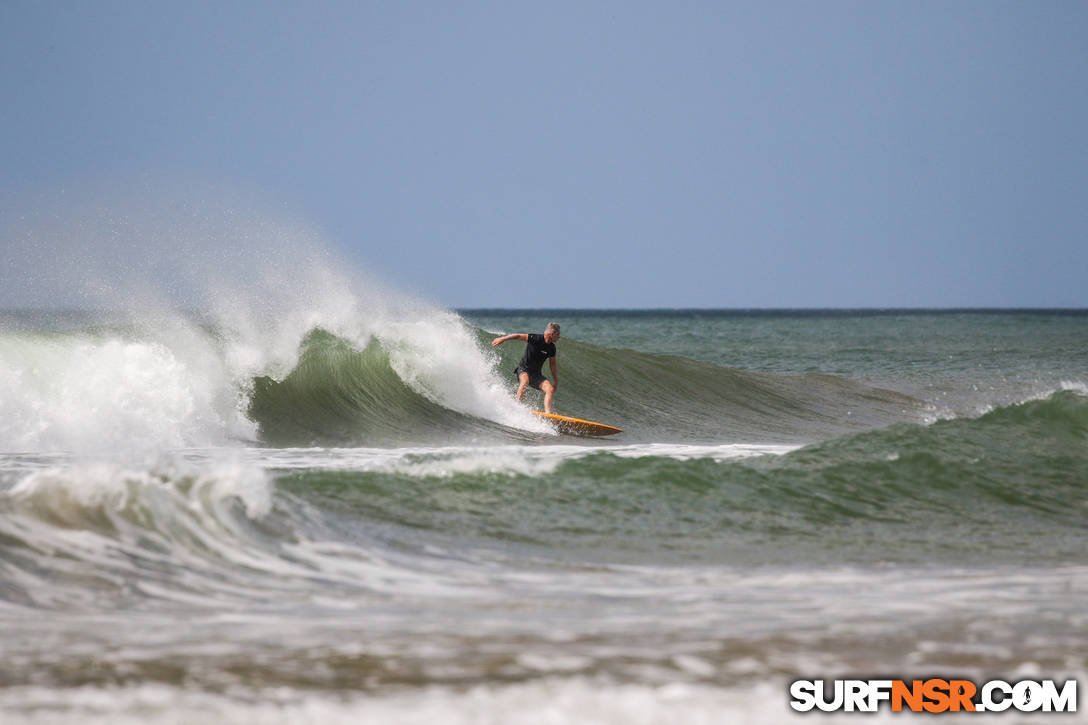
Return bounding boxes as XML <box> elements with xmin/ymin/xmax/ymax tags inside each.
<box><xmin>491</xmin><ymin>322</ymin><xmax>560</xmax><ymax>413</ymax></box>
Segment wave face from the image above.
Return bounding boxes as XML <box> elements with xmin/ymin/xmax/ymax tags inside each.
<box><xmin>487</xmin><ymin>333</ymin><xmax>927</xmax><ymax>443</ymax></box>
<box><xmin>242</xmin><ymin>326</ymin><xmax>929</xmax><ymax>446</ymax></box>
<box><xmin>0</xmin><ymin>313</ymin><xmax>930</xmax><ymax>451</ymax></box>
<box><xmin>246</xmin><ymin>329</ymin><xmax>522</xmax><ymax>445</ymax></box>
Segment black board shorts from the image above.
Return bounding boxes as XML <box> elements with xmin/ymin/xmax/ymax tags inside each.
<box><xmin>514</xmin><ymin>366</ymin><xmax>549</xmax><ymax>390</ymax></box>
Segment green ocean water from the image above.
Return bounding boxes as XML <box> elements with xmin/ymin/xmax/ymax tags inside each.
<box><xmin>0</xmin><ymin>308</ymin><xmax>1086</xmax><ymax>723</ymax></box>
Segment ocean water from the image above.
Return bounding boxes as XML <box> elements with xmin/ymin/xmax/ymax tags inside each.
<box><xmin>1</xmin><ymin>301</ymin><xmax>1086</xmax><ymax>723</ymax></box>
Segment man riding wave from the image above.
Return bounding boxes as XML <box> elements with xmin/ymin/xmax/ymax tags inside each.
<box><xmin>491</xmin><ymin>322</ymin><xmax>560</xmax><ymax>414</ymax></box>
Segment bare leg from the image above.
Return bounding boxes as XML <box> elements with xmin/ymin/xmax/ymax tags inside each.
<box><xmin>516</xmin><ymin>372</ymin><xmax>530</xmax><ymax>402</ymax></box>
<box><xmin>541</xmin><ymin>379</ymin><xmax>555</xmax><ymax>414</ymax></box>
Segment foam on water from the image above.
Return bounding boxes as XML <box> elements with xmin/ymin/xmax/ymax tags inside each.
<box><xmin>0</xmin><ymin>331</ymin><xmax>251</xmax><ymax>453</ymax></box>
<box><xmin>0</xmin><ymin>680</ymin><xmax>807</xmax><ymax>725</ymax></box>
<box><xmin>1</xmin><ymin>674</ymin><xmax>1082</xmax><ymax>725</ymax></box>
<box><xmin>382</xmin><ymin>314</ymin><xmax>552</xmax><ymax>432</ymax></box>
<box><xmin>8</xmin><ymin>458</ymin><xmax>273</xmax><ymax>520</ymax></box>
<box><xmin>1059</xmin><ymin>379</ymin><xmax>1088</xmax><ymax>396</ymax></box>
<box><xmin>235</xmin><ymin>442</ymin><xmax>800</xmax><ymax>479</ymax></box>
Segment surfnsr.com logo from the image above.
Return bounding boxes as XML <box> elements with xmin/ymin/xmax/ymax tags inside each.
<box><xmin>789</xmin><ymin>679</ymin><xmax>1077</xmax><ymax>713</ymax></box>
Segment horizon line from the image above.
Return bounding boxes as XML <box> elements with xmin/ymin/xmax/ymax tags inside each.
<box><xmin>456</xmin><ymin>306</ymin><xmax>1088</xmax><ymax>313</ymax></box>
<box><xmin>2</xmin><ymin>305</ymin><xmax>1087</xmax><ymax>315</ymax></box>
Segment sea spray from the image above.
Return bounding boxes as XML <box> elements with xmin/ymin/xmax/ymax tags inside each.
<box><xmin>0</xmin><ymin>186</ymin><xmax>553</xmax><ymax>449</ymax></box>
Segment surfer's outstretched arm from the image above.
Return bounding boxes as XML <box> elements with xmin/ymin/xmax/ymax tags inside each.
<box><xmin>492</xmin><ymin>333</ymin><xmax>528</xmax><ymax>347</ymax></box>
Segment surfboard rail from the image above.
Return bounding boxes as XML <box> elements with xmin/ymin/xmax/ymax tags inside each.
<box><xmin>532</xmin><ymin>411</ymin><xmax>622</xmax><ymax>436</ymax></box>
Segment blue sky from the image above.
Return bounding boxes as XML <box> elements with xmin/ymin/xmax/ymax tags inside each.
<box><xmin>2</xmin><ymin>1</ymin><xmax>1086</xmax><ymax>308</ymax></box>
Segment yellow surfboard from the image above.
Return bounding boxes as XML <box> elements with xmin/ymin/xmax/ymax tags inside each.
<box><xmin>533</xmin><ymin>411</ymin><xmax>622</xmax><ymax>436</ymax></box>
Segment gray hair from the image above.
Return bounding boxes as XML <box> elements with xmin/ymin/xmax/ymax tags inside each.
<box><xmin>545</xmin><ymin>322</ymin><xmax>560</xmax><ymax>335</ymax></box>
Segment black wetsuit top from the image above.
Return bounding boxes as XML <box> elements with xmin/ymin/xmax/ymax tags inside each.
<box><xmin>516</xmin><ymin>333</ymin><xmax>556</xmax><ymax>378</ymax></box>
